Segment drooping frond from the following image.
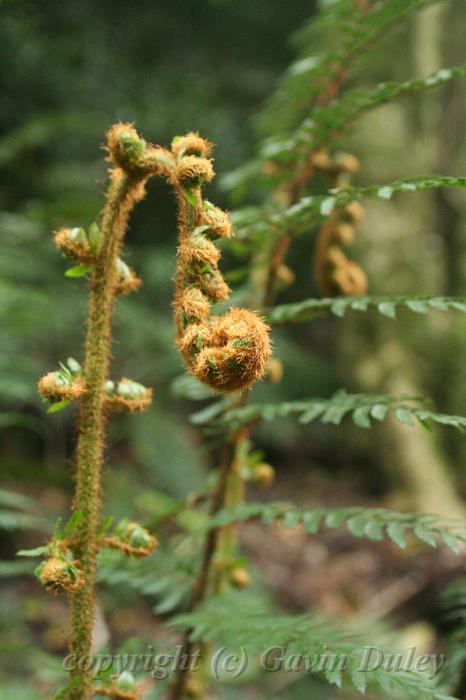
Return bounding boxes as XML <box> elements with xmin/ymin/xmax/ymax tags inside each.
<box><xmin>204</xmin><ymin>501</ymin><xmax>466</xmax><ymax>553</ymax></box>
<box><xmin>173</xmin><ymin>593</ymin><xmax>455</xmax><ymax>699</ymax></box>
<box><xmin>269</xmin><ymin>295</ymin><xmax>466</xmax><ymax>324</ymax></box>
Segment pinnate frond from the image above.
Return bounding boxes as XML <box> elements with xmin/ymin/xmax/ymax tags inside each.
<box><xmin>269</xmin><ymin>295</ymin><xmax>466</xmax><ymax>324</ymax></box>
<box><xmin>193</xmin><ymin>390</ymin><xmax>466</xmax><ymax>434</ymax></box>
<box><xmin>173</xmin><ymin>593</ymin><xmax>456</xmax><ymax>699</ymax></box>
<box><xmin>205</xmin><ymin>502</ymin><xmax>466</xmax><ymax>554</ymax></box>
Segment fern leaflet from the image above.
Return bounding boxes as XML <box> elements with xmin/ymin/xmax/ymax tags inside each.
<box><xmin>204</xmin><ymin>502</ymin><xmax>466</xmax><ymax>553</ymax></box>
<box><xmin>192</xmin><ymin>390</ymin><xmax>466</xmax><ymax>434</ymax></box>
<box><xmin>269</xmin><ymin>295</ymin><xmax>466</xmax><ymax>324</ymax></box>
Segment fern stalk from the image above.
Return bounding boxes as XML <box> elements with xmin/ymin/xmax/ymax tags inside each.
<box><xmin>168</xmin><ymin>444</ymin><xmax>234</xmax><ymax>700</ymax></box>
<box><xmin>67</xmin><ymin>173</ymin><xmax>142</xmax><ymax>699</ymax></box>
<box><xmin>35</xmin><ymin>124</ymin><xmax>174</xmax><ymax>699</ymax></box>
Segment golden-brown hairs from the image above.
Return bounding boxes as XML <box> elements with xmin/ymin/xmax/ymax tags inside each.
<box><xmin>169</xmin><ymin>134</ymin><xmax>271</xmax><ymax>392</ymax></box>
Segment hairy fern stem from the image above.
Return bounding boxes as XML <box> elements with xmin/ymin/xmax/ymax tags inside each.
<box><xmin>68</xmin><ymin>173</ymin><xmax>144</xmax><ymax>699</ymax></box>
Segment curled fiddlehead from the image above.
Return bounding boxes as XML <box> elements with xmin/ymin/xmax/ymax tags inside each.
<box><xmin>169</xmin><ymin>133</ymin><xmax>271</xmax><ymax>392</ymax></box>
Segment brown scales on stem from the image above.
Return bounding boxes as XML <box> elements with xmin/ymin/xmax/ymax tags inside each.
<box><xmin>36</xmin><ymin>124</ymin><xmax>170</xmax><ymax>700</ymax></box>
<box><xmin>68</xmin><ymin>127</ymin><xmax>156</xmax><ymax>700</ymax></box>
<box><xmin>169</xmin><ymin>134</ymin><xmax>271</xmax><ymax>393</ymax></box>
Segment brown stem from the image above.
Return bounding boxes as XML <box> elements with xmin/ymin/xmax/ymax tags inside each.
<box><xmin>168</xmin><ymin>442</ymin><xmax>236</xmax><ymax>700</ymax></box>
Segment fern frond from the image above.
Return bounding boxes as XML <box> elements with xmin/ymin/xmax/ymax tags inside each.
<box><xmin>205</xmin><ymin>502</ymin><xmax>466</xmax><ymax>553</ymax></box>
<box><xmin>269</xmin><ymin>295</ymin><xmax>466</xmax><ymax>325</ymax></box>
<box><xmin>275</xmin><ymin>65</ymin><xmax>466</xmax><ymax>165</ymax></box>
<box><xmin>259</xmin><ymin>0</ymin><xmax>440</xmax><ymax>137</ymax></box>
<box><xmin>195</xmin><ymin>390</ymin><xmax>466</xmax><ymax>434</ymax></box>
<box><xmin>438</xmin><ymin>579</ymin><xmax>466</xmax><ymax>691</ymax></box>
<box><xmin>173</xmin><ymin>593</ymin><xmax>455</xmax><ymax>699</ymax></box>
<box><xmin>232</xmin><ymin>175</ymin><xmax>466</xmax><ymax>242</ymax></box>
<box><xmin>171</xmin><ymin>372</ymin><xmax>217</xmax><ymax>401</ymax></box>
<box><xmin>0</xmin><ymin>488</ymin><xmax>48</xmax><ymax>532</ymax></box>
<box><xmin>97</xmin><ymin>547</ymin><xmax>195</xmax><ymax>614</ymax></box>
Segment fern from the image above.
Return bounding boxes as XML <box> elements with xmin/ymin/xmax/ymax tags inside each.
<box><xmin>173</xmin><ymin>593</ymin><xmax>455</xmax><ymax>699</ymax></box>
<box><xmin>260</xmin><ymin>66</ymin><xmax>466</xmax><ymax>170</ymax></box>
<box><xmin>0</xmin><ymin>488</ymin><xmax>48</xmax><ymax>532</ymax></box>
<box><xmin>438</xmin><ymin>579</ymin><xmax>466</xmax><ymax>693</ymax></box>
<box><xmin>230</xmin><ymin>175</ymin><xmax>466</xmax><ymax>242</ymax></box>
<box><xmin>97</xmin><ymin>546</ymin><xmax>196</xmax><ymax>615</ymax></box>
<box><xmin>194</xmin><ymin>390</ymin><xmax>466</xmax><ymax>434</ymax></box>
<box><xmin>259</xmin><ymin>0</ymin><xmax>442</xmax><ymax>137</ymax></box>
<box><xmin>269</xmin><ymin>295</ymin><xmax>466</xmax><ymax>324</ymax></box>
<box><xmin>205</xmin><ymin>501</ymin><xmax>466</xmax><ymax>553</ymax></box>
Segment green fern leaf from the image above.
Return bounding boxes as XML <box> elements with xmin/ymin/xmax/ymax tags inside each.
<box><xmin>172</xmin><ymin>592</ymin><xmax>456</xmax><ymax>700</ymax></box>
<box><xmin>203</xmin><ymin>392</ymin><xmax>466</xmax><ymax>435</ymax></box>
<box><xmin>269</xmin><ymin>295</ymin><xmax>466</xmax><ymax>325</ymax></box>
<box><xmin>203</xmin><ymin>502</ymin><xmax>466</xmax><ymax>552</ymax></box>
<box><xmin>258</xmin><ymin>0</ymin><xmax>441</xmax><ymax>138</ymax></box>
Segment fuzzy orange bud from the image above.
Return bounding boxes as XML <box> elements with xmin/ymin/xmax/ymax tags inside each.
<box><xmin>104</xmin><ymin>520</ymin><xmax>158</xmax><ymax>557</ymax></box>
<box><xmin>36</xmin><ymin>557</ymin><xmax>84</xmax><ymax>595</ymax></box>
<box><xmin>172</xmin><ymin>132</ymin><xmax>212</xmax><ymax>159</ymax></box>
<box><xmin>178</xmin><ymin>288</ymin><xmax>211</xmax><ymax>325</ymax></box>
<box><xmin>114</xmin><ymin>259</ymin><xmax>142</xmax><ymax>296</ymax></box>
<box><xmin>38</xmin><ymin>372</ymin><xmax>85</xmax><ymax>402</ymax></box>
<box><xmin>104</xmin><ymin>378</ymin><xmax>153</xmax><ymax>414</ymax></box>
<box><xmin>106</xmin><ymin>123</ymin><xmax>148</xmax><ymax>174</ymax></box>
<box><xmin>188</xmin><ymin>309</ymin><xmax>271</xmax><ymax>393</ymax></box>
<box><xmin>173</xmin><ymin>156</ymin><xmax>215</xmax><ymax>187</ymax></box>
<box><xmin>179</xmin><ymin>231</ymin><xmax>221</xmax><ymax>267</ymax></box>
<box><xmin>200</xmin><ymin>201</ymin><xmax>233</xmax><ymax>238</ymax></box>
<box><xmin>54</xmin><ymin>227</ymin><xmax>96</xmax><ymax>263</ymax></box>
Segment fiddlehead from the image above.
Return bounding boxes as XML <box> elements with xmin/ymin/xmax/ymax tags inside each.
<box><xmin>170</xmin><ymin>133</ymin><xmax>271</xmax><ymax>392</ymax></box>
<box><xmin>313</xmin><ymin>150</ymin><xmax>368</xmax><ymax>297</ymax></box>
